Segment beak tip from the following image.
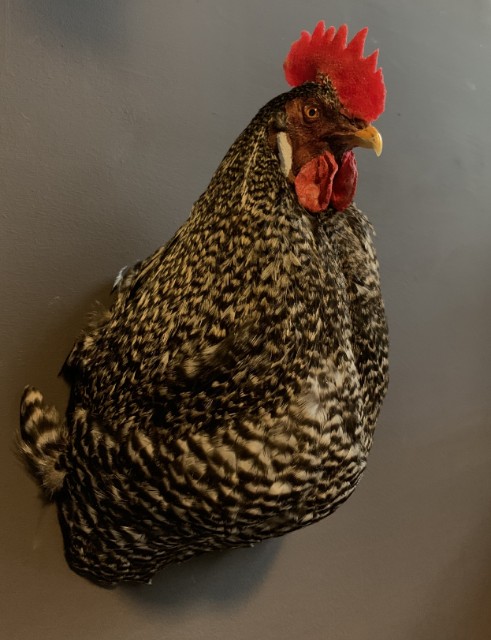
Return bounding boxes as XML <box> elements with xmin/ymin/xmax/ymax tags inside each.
<box><xmin>371</xmin><ymin>128</ymin><xmax>383</xmax><ymax>157</ymax></box>
<box><xmin>354</xmin><ymin>124</ymin><xmax>383</xmax><ymax>157</ymax></box>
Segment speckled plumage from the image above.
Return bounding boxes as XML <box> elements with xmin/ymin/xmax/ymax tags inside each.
<box><xmin>19</xmin><ymin>75</ymin><xmax>388</xmax><ymax>585</ymax></box>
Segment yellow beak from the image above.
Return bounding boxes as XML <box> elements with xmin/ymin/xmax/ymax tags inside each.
<box><xmin>352</xmin><ymin>124</ymin><xmax>383</xmax><ymax>157</ymax></box>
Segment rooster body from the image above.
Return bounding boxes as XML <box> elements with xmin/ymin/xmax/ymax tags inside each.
<box><xmin>19</xmin><ymin>25</ymin><xmax>388</xmax><ymax>585</ymax></box>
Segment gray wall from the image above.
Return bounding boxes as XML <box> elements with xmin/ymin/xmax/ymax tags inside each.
<box><xmin>2</xmin><ymin>1</ymin><xmax>491</xmax><ymax>639</ymax></box>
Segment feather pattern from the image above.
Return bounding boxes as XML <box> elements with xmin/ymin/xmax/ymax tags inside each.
<box><xmin>18</xmin><ymin>66</ymin><xmax>388</xmax><ymax>586</ymax></box>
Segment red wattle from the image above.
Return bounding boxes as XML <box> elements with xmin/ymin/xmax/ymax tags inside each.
<box><xmin>294</xmin><ymin>151</ymin><xmax>338</xmax><ymax>213</ymax></box>
<box><xmin>331</xmin><ymin>151</ymin><xmax>358</xmax><ymax>211</ymax></box>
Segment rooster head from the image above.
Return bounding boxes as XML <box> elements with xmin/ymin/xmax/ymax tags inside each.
<box><xmin>273</xmin><ymin>22</ymin><xmax>386</xmax><ymax>213</ymax></box>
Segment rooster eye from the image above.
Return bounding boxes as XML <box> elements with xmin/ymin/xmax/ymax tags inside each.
<box><xmin>303</xmin><ymin>105</ymin><xmax>320</xmax><ymax>121</ymax></box>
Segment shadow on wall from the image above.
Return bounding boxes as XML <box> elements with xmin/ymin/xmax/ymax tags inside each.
<box><xmin>119</xmin><ymin>538</ymin><xmax>281</xmax><ymax>612</ymax></box>
<box><xmin>413</xmin><ymin>511</ymin><xmax>491</xmax><ymax>640</ymax></box>
<box><xmin>12</xmin><ymin>282</ymin><xmax>113</xmax><ymax>404</ymax></box>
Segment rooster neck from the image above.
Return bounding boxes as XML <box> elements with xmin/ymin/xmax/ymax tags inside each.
<box><xmin>191</xmin><ymin>114</ymin><xmax>290</xmax><ymax>228</ymax></box>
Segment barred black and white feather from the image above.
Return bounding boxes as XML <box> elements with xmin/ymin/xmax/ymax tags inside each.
<box><xmin>18</xmin><ymin>386</ymin><xmax>67</xmax><ymax>497</ymax></box>
<box><xmin>18</xmin><ymin>83</ymin><xmax>388</xmax><ymax>586</ymax></box>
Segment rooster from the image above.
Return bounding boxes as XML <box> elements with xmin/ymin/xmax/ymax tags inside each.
<box><xmin>18</xmin><ymin>22</ymin><xmax>388</xmax><ymax>586</ymax></box>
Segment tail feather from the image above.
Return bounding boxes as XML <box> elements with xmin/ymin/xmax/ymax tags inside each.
<box><xmin>18</xmin><ymin>386</ymin><xmax>67</xmax><ymax>499</ymax></box>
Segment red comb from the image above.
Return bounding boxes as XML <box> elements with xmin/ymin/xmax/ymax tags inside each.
<box><xmin>283</xmin><ymin>21</ymin><xmax>386</xmax><ymax>122</ymax></box>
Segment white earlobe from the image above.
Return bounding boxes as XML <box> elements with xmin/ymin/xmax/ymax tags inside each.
<box><xmin>277</xmin><ymin>132</ymin><xmax>293</xmax><ymax>178</ymax></box>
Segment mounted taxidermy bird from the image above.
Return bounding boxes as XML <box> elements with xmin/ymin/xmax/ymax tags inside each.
<box><xmin>18</xmin><ymin>22</ymin><xmax>389</xmax><ymax>585</ymax></box>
